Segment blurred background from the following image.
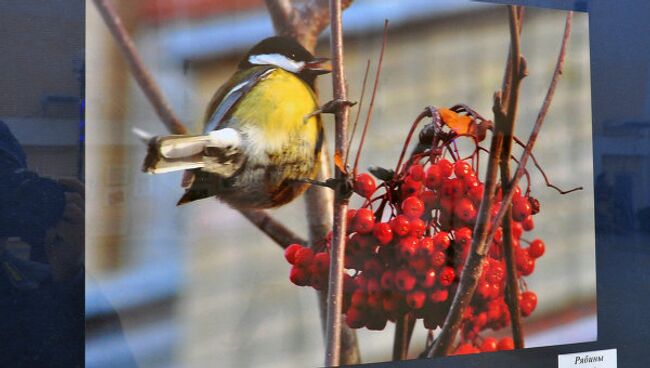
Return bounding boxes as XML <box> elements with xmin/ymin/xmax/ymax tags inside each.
<box><xmin>85</xmin><ymin>1</ymin><xmax>598</xmax><ymax>367</ymax></box>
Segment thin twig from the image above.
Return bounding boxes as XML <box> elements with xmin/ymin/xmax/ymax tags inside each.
<box><xmin>345</xmin><ymin>59</ymin><xmax>371</xmax><ymax>166</ymax></box>
<box><xmin>93</xmin><ymin>0</ymin><xmax>186</xmax><ymax>135</ymax></box>
<box><xmin>513</xmin><ymin>134</ymin><xmax>583</xmax><ymax>194</ymax></box>
<box><xmin>324</xmin><ymin>0</ymin><xmax>352</xmax><ymax>365</ymax></box>
<box><xmin>490</xmin><ymin>12</ymin><xmax>573</xmax><ymax>241</ymax></box>
<box><xmin>353</xmin><ymin>20</ymin><xmax>389</xmax><ymax>177</ymax></box>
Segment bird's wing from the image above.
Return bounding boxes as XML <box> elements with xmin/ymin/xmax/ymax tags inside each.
<box><xmin>203</xmin><ymin>65</ymin><xmax>276</xmax><ymax>133</ymax></box>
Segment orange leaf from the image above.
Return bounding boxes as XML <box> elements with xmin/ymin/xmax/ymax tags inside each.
<box><xmin>334</xmin><ymin>152</ymin><xmax>347</xmax><ymax>174</ymax></box>
<box><xmin>439</xmin><ymin>108</ymin><xmax>473</xmax><ymax>135</ymax></box>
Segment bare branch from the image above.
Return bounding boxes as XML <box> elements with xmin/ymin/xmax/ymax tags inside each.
<box><xmin>499</xmin><ymin>5</ymin><xmax>526</xmax><ymax>349</ymax></box>
<box><xmin>239</xmin><ymin>209</ymin><xmax>308</xmax><ymax>247</ymax></box>
<box><xmin>93</xmin><ymin>0</ymin><xmax>187</xmax><ymax>135</ymax></box>
<box><xmin>324</xmin><ymin>0</ymin><xmax>352</xmax><ymax>365</ymax></box>
<box><xmin>265</xmin><ymin>0</ymin><xmax>293</xmax><ymax>36</ymax></box>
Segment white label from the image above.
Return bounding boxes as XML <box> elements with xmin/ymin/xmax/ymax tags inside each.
<box><xmin>559</xmin><ymin>349</ymin><xmax>617</xmax><ymax>368</ymax></box>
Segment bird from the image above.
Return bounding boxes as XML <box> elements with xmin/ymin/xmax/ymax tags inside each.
<box><xmin>141</xmin><ymin>36</ymin><xmax>331</xmax><ymax>209</ymax></box>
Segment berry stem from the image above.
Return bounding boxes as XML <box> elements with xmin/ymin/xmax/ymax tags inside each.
<box><xmin>353</xmin><ymin>21</ymin><xmax>389</xmax><ymax>177</ymax></box>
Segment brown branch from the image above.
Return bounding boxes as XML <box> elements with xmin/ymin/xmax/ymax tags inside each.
<box><xmin>266</xmin><ymin>0</ymin><xmax>354</xmax><ymax>51</ymax></box>
<box><xmin>324</xmin><ymin>0</ymin><xmax>352</xmax><ymax>365</ymax></box>
<box><xmin>264</xmin><ymin>0</ymin><xmax>361</xmax><ymax>364</ymax></box>
<box><xmin>499</xmin><ymin>5</ymin><xmax>526</xmax><ymax>349</ymax></box>
<box><xmin>392</xmin><ymin>313</ymin><xmax>416</xmax><ymax>361</ymax></box>
<box><xmin>93</xmin><ymin>0</ymin><xmax>187</xmax><ymax>135</ymax></box>
<box><xmin>239</xmin><ymin>209</ymin><xmax>308</xmax><ymax>247</ymax></box>
<box><xmin>513</xmin><ymin>136</ymin><xmax>583</xmax><ymax>194</ymax></box>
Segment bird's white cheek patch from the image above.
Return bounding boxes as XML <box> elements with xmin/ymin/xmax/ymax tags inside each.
<box><xmin>248</xmin><ymin>53</ymin><xmax>305</xmax><ymax>73</ymax></box>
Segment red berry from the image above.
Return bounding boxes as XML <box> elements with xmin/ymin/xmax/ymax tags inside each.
<box><xmin>406</xmin><ymin>290</ymin><xmax>426</xmax><ymax>309</ymax></box>
<box><xmin>438</xmin><ymin>159</ymin><xmax>453</xmax><ymax>177</ymax></box>
<box><xmin>512</xmin><ymin>221</ymin><xmax>524</xmax><ymax>239</ymax></box>
<box><xmin>430</xmin><ymin>250</ymin><xmax>447</xmax><ymax>268</ymax></box>
<box><xmin>394</xmin><ymin>269</ymin><xmax>417</xmax><ymax>291</ymax></box>
<box><xmin>468</xmin><ymin>184</ymin><xmax>484</xmax><ymax>204</ymax></box>
<box><xmin>354</xmin><ymin>173</ymin><xmax>376</xmax><ymax>199</ymax></box>
<box><xmin>453</xmin><ymin>343</ymin><xmax>480</xmax><ymax>355</ymax></box>
<box><xmin>290</xmin><ymin>266</ymin><xmax>310</xmax><ymax>286</ymax></box>
<box><xmin>419</xmin><ymin>237</ymin><xmax>434</xmax><ymax>256</ymax></box>
<box><xmin>346</xmin><ymin>209</ymin><xmax>357</xmax><ymax>231</ymax></box>
<box><xmin>345</xmin><ymin>307</ymin><xmax>366</xmax><ymax>328</ymax></box>
<box><xmin>284</xmin><ymin>243</ymin><xmax>303</xmax><ymax>264</ymax></box>
<box><xmin>454</xmin><ymin>227</ymin><xmax>473</xmax><ymax>249</ymax></box>
<box><xmin>453</xmin><ymin>160</ymin><xmax>473</xmax><ymax>178</ymax></box>
<box><xmin>401</xmin><ymin>177</ymin><xmax>422</xmax><ymax>197</ymax></box>
<box><xmin>363</xmin><ymin>257</ymin><xmax>384</xmax><ymax>276</ymax></box>
<box><xmin>512</xmin><ymin>199</ymin><xmax>531</xmax><ymax>222</ymax></box>
<box><xmin>372</xmin><ymin>222</ymin><xmax>394</xmax><ymax>245</ymax></box>
<box><xmin>294</xmin><ymin>247</ymin><xmax>314</xmax><ymax>268</ymax></box>
<box><xmin>477</xmin><ymin>281</ymin><xmax>493</xmax><ymax>299</ymax></box>
<box><xmin>432</xmin><ymin>232</ymin><xmax>451</xmax><ymax>250</ymax></box>
<box><xmin>528</xmin><ymin>239</ymin><xmax>545</xmax><ymax>258</ymax></box>
<box><xmin>353</xmin><ymin>208</ymin><xmax>375</xmax><ymax>234</ymax></box>
<box><xmin>380</xmin><ymin>270</ymin><xmax>395</xmax><ymax>290</ymax></box>
<box><xmin>486</xmin><ymin>262</ymin><xmax>505</xmax><ymax>284</ymax></box>
<box><xmin>429</xmin><ymin>288</ymin><xmax>449</xmax><ymax>302</ymax></box>
<box><xmin>313</xmin><ymin>252</ymin><xmax>330</xmax><ymax>273</ymax></box>
<box><xmin>420</xmin><ymin>269</ymin><xmax>437</xmax><ymax>288</ymax></box>
<box><xmin>454</xmin><ymin>197</ymin><xmax>477</xmax><ymax>223</ymax></box>
<box><xmin>481</xmin><ymin>337</ymin><xmax>499</xmax><ymax>352</ymax></box>
<box><xmin>426</xmin><ymin>164</ymin><xmax>445</xmax><ymax>189</ymax></box>
<box><xmin>522</xmin><ymin>215</ymin><xmax>535</xmax><ymax>231</ymax></box>
<box><xmin>498</xmin><ymin>337</ymin><xmax>515</xmax><ymax>350</ymax></box>
<box><xmin>520</xmin><ymin>291</ymin><xmax>538</xmax><ymax>317</ymax></box>
<box><xmin>420</xmin><ymin>190</ymin><xmax>438</xmax><ymax>209</ymax></box>
<box><xmin>441</xmin><ymin>178</ymin><xmax>465</xmax><ymax>199</ymax></box>
<box><xmin>410</xmin><ymin>218</ymin><xmax>426</xmax><ymax>237</ymax></box>
<box><xmin>439</xmin><ymin>266</ymin><xmax>456</xmax><ymax>287</ymax></box>
<box><xmin>348</xmin><ymin>233</ymin><xmax>372</xmax><ymax>253</ymax></box>
<box><xmin>398</xmin><ymin>236</ymin><xmax>419</xmax><ymax>259</ymax></box>
<box><xmin>408</xmin><ymin>164</ymin><xmax>426</xmax><ymax>181</ymax></box>
<box><xmin>390</xmin><ymin>215</ymin><xmax>411</xmax><ymax>236</ymax></box>
<box><xmin>402</xmin><ymin>196</ymin><xmax>425</xmax><ymax>219</ymax></box>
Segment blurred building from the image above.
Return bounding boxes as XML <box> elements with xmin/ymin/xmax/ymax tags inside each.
<box><xmin>86</xmin><ymin>1</ymin><xmax>596</xmax><ymax>367</ymax></box>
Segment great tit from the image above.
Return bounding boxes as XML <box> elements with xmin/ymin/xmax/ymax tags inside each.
<box><xmin>141</xmin><ymin>36</ymin><xmax>331</xmax><ymax>209</ymax></box>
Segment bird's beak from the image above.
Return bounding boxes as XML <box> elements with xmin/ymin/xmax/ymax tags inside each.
<box><xmin>304</xmin><ymin>57</ymin><xmax>332</xmax><ymax>75</ymax></box>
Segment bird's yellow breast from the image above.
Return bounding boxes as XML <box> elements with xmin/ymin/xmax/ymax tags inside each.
<box><xmin>228</xmin><ymin>68</ymin><xmax>321</xmax><ymax>158</ymax></box>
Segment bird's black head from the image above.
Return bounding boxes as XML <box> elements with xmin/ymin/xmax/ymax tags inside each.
<box><xmin>239</xmin><ymin>36</ymin><xmax>331</xmax><ymax>86</ymax></box>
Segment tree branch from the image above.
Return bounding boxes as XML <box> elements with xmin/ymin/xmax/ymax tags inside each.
<box><xmin>499</xmin><ymin>5</ymin><xmax>526</xmax><ymax>349</ymax></box>
<box><xmin>324</xmin><ymin>0</ymin><xmax>352</xmax><ymax>365</ymax></box>
<box><xmin>263</xmin><ymin>0</ymin><xmax>361</xmax><ymax>365</ymax></box>
<box><xmin>239</xmin><ymin>209</ymin><xmax>308</xmax><ymax>247</ymax></box>
<box><xmin>93</xmin><ymin>0</ymin><xmax>187</xmax><ymax>135</ymax></box>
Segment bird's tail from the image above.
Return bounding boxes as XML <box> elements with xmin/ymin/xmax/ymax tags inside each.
<box><xmin>141</xmin><ymin>135</ymin><xmax>210</xmax><ymax>174</ymax></box>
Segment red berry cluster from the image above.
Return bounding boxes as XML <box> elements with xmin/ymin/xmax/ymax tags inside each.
<box><xmin>284</xmin><ymin>107</ymin><xmax>547</xmax><ymax>354</ymax></box>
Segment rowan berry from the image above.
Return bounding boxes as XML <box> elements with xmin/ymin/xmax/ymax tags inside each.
<box><xmin>528</xmin><ymin>239</ymin><xmax>545</xmax><ymax>258</ymax></box>
<box><xmin>354</xmin><ymin>173</ymin><xmax>377</xmax><ymax>199</ymax></box>
<box><xmin>402</xmin><ymin>196</ymin><xmax>425</xmax><ymax>219</ymax></box>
